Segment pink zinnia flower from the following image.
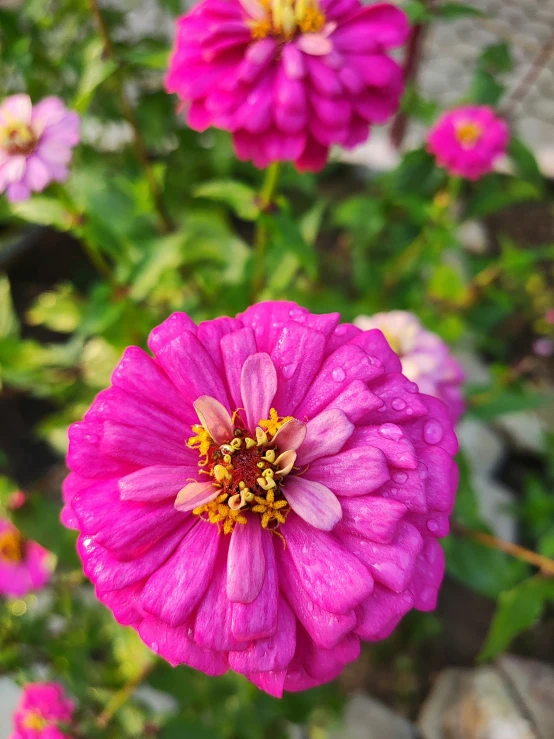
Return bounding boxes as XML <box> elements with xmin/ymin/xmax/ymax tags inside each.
<box><xmin>166</xmin><ymin>0</ymin><xmax>409</xmax><ymax>171</ymax></box>
<box><xmin>63</xmin><ymin>301</ymin><xmax>458</xmax><ymax>697</ymax></box>
<box><xmin>10</xmin><ymin>682</ymin><xmax>74</xmax><ymax>739</ymax></box>
<box><xmin>355</xmin><ymin>311</ymin><xmax>464</xmax><ymax>424</ymax></box>
<box><xmin>426</xmin><ymin>105</ymin><xmax>509</xmax><ymax>180</ymax></box>
<box><xmin>0</xmin><ymin>94</ymin><xmax>80</xmax><ymax>203</ymax></box>
<box><xmin>0</xmin><ymin>518</ymin><xmax>54</xmax><ymax>598</ymax></box>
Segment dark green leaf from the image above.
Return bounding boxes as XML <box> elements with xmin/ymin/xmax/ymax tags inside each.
<box><xmin>194</xmin><ymin>180</ymin><xmax>259</xmax><ymax>221</ymax></box>
<box><xmin>508</xmin><ymin>137</ymin><xmax>544</xmax><ymax>189</ymax></box>
<box><xmin>437</xmin><ymin>3</ymin><xmax>487</xmax><ymax>19</ymax></box>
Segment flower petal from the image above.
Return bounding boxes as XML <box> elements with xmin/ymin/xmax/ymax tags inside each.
<box><xmin>227</xmin><ymin>513</ymin><xmax>265</xmax><ymax>604</ymax></box>
<box><xmin>306</xmin><ymin>445</ymin><xmax>390</xmax><ymax>497</ymax></box>
<box><xmin>221</xmin><ymin>326</ymin><xmax>258</xmax><ymax>409</ymax></box>
<box><xmin>240</xmin><ymin>352</ymin><xmax>277</xmax><ymax>431</ymax></box>
<box><xmin>272</xmin><ymin>418</ymin><xmax>307</xmax><ymax>452</ymax></box>
<box><xmin>119</xmin><ymin>465</ymin><xmax>197</xmax><ymax>502</ymax></box>
<box><xmin>174</xmin><ymin>481</ymin><xmax>218</xmax><ymax>513</ymax></box>
<box><xmin>284</xmin><ymin>477</ymin><xmax>342</xmax><ymax>531</ymax></box>
<box><xmin>296</xmin><ymin>408</ymin><xmax>354</xmax><ymax>465</ymax></box>
<box><xmin>193</xmin><ymin>395</ymin><xmax>234</xmax><ymax>444</ymax></box>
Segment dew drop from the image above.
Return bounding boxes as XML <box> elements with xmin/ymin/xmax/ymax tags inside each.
<box><xmin>393</xmin><ymin>471</ymin><xmax>408</xmax><ymax>484</ymax></box>
<box><xmin>427</xmin><ymin>519</ymin><xmax>439</xmax><ymax>533</ymax></box>
<box><xmin>418</xmin><ymin>462</ymin><xmax>428</xmax><ymax>480</ymax></box>
<box><xmin>406</xmin><ymin>382</ymin><xmax>418</xmax><ymax>394</ymax></box>
<box><xmin>282</xmin><ymin>362</ymin><xmax>297</xmax><ymax>379</ymax></box>
<box><xmin>331</xmin><ymin>367</ymin><xmax>346</xmax><ymax>382</ymax></box>
<box><xmin>151</xmin><ymin>641</ymin><xmax>159</xmax><ymax>653</ymax></box>
<box><xmin>289</xmin><ymin>308</ymin><xmax>304</xmax><ymax>317</ymax></box>
<box><xmin>391</xmin><ymin>397</ymin><xmax>406</xmax><ymax>411</ymax></box>
<box><xmin>376</xmin><ymin>403</ymin><xmax>387</xmax><ymax>412</ymax></box>
<box><xmin>335</xmin><ymin>324</ymin><xmax>348</xmax><ymax>336</ymax></box>
<box><xmin>423</xmin><ymin>420</ymin><xmax>444</xmax><ymax>445</ymax></box>
<box><xmin>368</xmin><ymin>355</ymin><xmax>382</xmax><ymax>367</ymax></box>
<box><xmin>88</xmin><ymin>434</ymin><xmax>99</xmax><ymax>445</ymax></box>
<box><xmin>406</xmin><ymin>407</ymin><xmax>413</xmax><ymax>415</ymax></box>
<box><xmin>378</xmin><ymin>423</ymin><xmax>403</xmax><ymax>441</ymax></box>
<box><xmin>307</xmin><ymin>601</ymin><xmax>314</xmax><ymax>612</ymax></box>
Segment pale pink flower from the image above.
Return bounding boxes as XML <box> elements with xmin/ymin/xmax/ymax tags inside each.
<box><xmin>166</xmin><ymin>0</ymin><xmax>409</xmax><ymax>171</ymax></box>
<box><xmin>355</xmin><ymin>311</ymin><xmax>464</xmax><ymax>423</ymax></box>
<box><xmin>10</xmin><ymin>682</ymin><xmax>74</xmax><ymax>739</ymax></box>
<box><xmin>63</xmin><ymin>301</ymin><xmax>458</xmax><ymax>696</ymax></box>
<box><xmin>0</xmin><ymin>518</ymin><xmax>53</xmax><ymax>598</ymax></box>
<box><xmin>426</xmin><ymin>105</ymin><xmax>509</xmax><ymax>180</ymax></box>
<box><xmin>0</xmin><ymin>94</ymin><xmax>80</xmax><ymax>202</ymax></box>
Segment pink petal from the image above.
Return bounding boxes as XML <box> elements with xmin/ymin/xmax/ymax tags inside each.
<box><xmin>147</xmin><ymin>311</ymin><xmax>197</xmax><ymax>354</ymax></box>
<box><xmin>297</xmin><ymin>33</ymin><xmax>333</xmax><ymax>56</ymax></box>
<box><xmin>119</xmin><ymin>465</ymin><xmax>197</xmax><ymax>502</ymax></box>
<box><xmin>227</xmin><ymin>513</ymin><xmax>265</xmax><ymax>604</ymax></box>
<box><xmin>174</xmin><ymin>481</ymin><xmax>218</xmax><ymax>512</ymax></box>
<box><xmin>337</xmin><ymin>496</ymin><xmax>407</xmax><ymax>543</ymax></box>
<box><xmin>1</xmin><ymin>93</ymin><xmax>32</xmax><ymax>124</ymax></box>
<box><xmin>193</xmin><ymin>395</ymin><xmax>234</xmax><ymax>444</ymax></box>
<box><xmin>221</xmin><ymin>326</ymin><xmax>257</xmax><ymax>409</ymax></box>
<box><xmin>240</xmin><ymin>352</ymin><xmax>277</xmax><ymax>432</ymax></box>
<box><xmin>284</xmin><ymin>477</ymin><xmax>342</xmax><ymax>531</ymax></box>
<box><xmin>347</xmin><ymin>425</ymin><xmax>418</xmax><ymax>469</ymax></box>
<box><xmin>296</xmin><ymin>408</ymin><xmax>354</xmax><ymax>465</ymax></box>
<box><xmin>282</xmin><ymin>514</ymin><xmax>372</xmax><ymax>613</ymax></box>
<box><xmin>25</xmin><ymin>155</ymin><xmax>51</xmax><ymax>192</ymax></box>
<box><xmin>317</xmin><ymin>379</ymin><xmax>384</xmax><ymax>423</ymax></box>
<box><xmin>141</xmin><ymin>521</ymin><xmax>220</xmax><ymax>626</ymax></box>
<box><xmin>355</xmin><ymin>586</ymin><xmax>414</xmax><ymax>640</ymax></box>
<box><xmin>231</xmin><ymin>527</ymin><xmax>278</xmax><ymax>641</ymax></box>
<box><xmin>197</xmin><ymin>317</ymin><xmax>243</xmax><ymax>376</ymax></box>
<box><xmin>306</xmin><ymin>445</ymin><xmax>390</xmax><ymax>497</ymax></box>
<box><xmin>272</xmin><ymin>418</ymin><xmax>307</xmax><ymax>452</ymax></box>
<box><xmin>229</xmin><ymin>597</ymin><xmax>296</xmax><ymax>673</ymax></box>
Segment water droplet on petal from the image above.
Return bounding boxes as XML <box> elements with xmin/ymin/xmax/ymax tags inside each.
<box><xmin>335</xmin><ymin>324</ymin><xmax>347</xmax><ymax>335</ymax></box>
<box><xmin>406</xmin><ymin>382</ymin><xmax>418</xmax><ymax>394</ymax></box>
<box><xmin>331</xmin><ymin>367</ymin><xmax>346</xmax><ymax>382</ymax></box>
<box><xmin>423</xmin><ymin>420</ymin><xmax>444</xmax><ymax>445</ymax></box>
<box><xmin>151</xmin><ymin>641</ymin><xmax>159</xmax><ymax>653</ymax></box>
<box><xmin>391</xmin><ymin>397</ymin><xmax>406</xmax><ymax>411</ymax></box>
<box><xmin>368</xmin><ymin>355</ymin><xmax>381</xmax><ymax>367</ymax></box>
<box><xmin>378</xmin><ymin>423</ymin><xmax>403</xmax><ymax>441</ymax></box>
<box><xmin>393</xmin><ymin>471</ymin><xmax>408</xmax><ymax>484</ymax></box>
<box><xmin>282</xmin><ymin>362</ymin><xmax>297</xmax><ymax>379</ymax></box>
<box><xmin>377</xmin><ymin>402</ymin><xmax>387</xmax><ymax>412</ymax></box>
<box><xmin>406</xmin><ymin>407</ymin><xmax>413</xmax><ymax>415</ymax></box>
<box><xmin>307</xmin><ymin>601</ymin><xmax>314</xmax><ymax>612</ymax></box>
<box><xmin>427</xmin><ymin>519</ymin><xmax>439</xmax><ymax>533</ymax></box>
<box><xmin>390</xmin><ymin>488</ymin><xmax>398</xmax><ymax>495</ymax></box>
<box><xmin>418</xmin><ymin>462</ymin><xmax>428</xmax><ymax>480</ymax></box>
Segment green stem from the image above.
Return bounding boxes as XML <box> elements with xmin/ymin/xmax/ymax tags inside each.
<box><xmin>252</xmin><ymin>162</ymin><xmax>281</xmax><ymax>300</ymax></box>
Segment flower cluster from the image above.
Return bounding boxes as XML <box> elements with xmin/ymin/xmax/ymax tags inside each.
<box><xmin>427</xmin><ymin>105</ymin><xmax>509</xmax><ymax>180</ymax></box>
<box><xmin>0</xmin><ymin>518</ymin><xmax>54</xmax><ymax>598</ymax></box>
<box><xmin>166</xmin><ymin>0</ymin><xmax>409</xmax><ymax>171</ymax></box>
<box><xmin>355</xmin><ymin>311</ymin><xmax>464</xmax><ymax>423</ymax></box>
<box><xmin>63</xmin><ymin>301</ymin><xmax>458</xmax><ymax>696</ymax></box>
<box><xmin>10</xmin><ymin>682</ymin><xmax>74</xmax><ymax>739</ymax></box>
<box><xmin>0</xmin><ymin>94</ymin><xmax>79</xmax><ymax>202</ymax></box>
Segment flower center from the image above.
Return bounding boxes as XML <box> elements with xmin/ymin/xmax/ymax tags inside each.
<box><xmin>188</xmin><ymin>408</ymin><xmax>296</xmax><ymax>534</ymax></box>
<box><xmin>0</xmin><ymin>120</ymin><xmax>37</xmax><ymax>156</ymax></box>
<box><xmin>22</xmin><ymin>711</ymin><xmax>48</xmax><ymax>731</ymax></box>
<box><xmin>0</xmin><ymin>528</ymin><xmax>23</xmax><ymax>564</ymax></box>
<box><xmin>246</xmin><ymin>0</ymin><xmax>326</xmax><ymax>41</ymax></box>
<box><xmin>455</xmin><ymin>121</ymin><xmax>483</xmax><ymax>148</ymax></box>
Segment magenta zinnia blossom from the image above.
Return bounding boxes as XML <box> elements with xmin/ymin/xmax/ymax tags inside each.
<box><xmin>166</xmin><ymin>0</ymin><xmax>409</xmax><ymax>171</ymax></box>
<box><xmin>355</xmin><ymin>311</ymin><xmax>464</xmax><ymax>424</ymax></box>
<box><xmin>426</xmin><ymin>105</ymin><xmax>509</xmax><ymax>181</ymax></box>
<box><xmin>10</xmin><ymin>682</ymin><xmax>74</xmax><ymax>739</ymax></box>
<box><xmin>63</xmin><ymin>301</ymin><xmax>458</xmax><ymax>697</ymax></box>
<box><xmin>0</xmin><ymin>94</ymin><xmax>80</xmax><ymax>202</ymax></box>
<box><xmin>0</xmin><ymin>518</ymin><xmax>53</xmax><ymax>598</ymax></box>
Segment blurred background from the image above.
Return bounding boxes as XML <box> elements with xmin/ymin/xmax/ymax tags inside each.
<box><xmin>0</xmin><ymin>0</ymin><xmax>553</xmax><ymax>737</ymax></box>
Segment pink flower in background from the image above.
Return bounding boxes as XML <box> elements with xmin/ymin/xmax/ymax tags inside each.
<box><xmin>426</xmin><ymin>105</ymin><xmax>508</xmax><ymax>180</ymax></box>
<box><xmin>355</xmin><ymin>311</ymin><xmax>464</xmax><ymax>423</ymax></box>
<box><xmin>0</xmin><ymin>518</ymin><xmax>54</xmax><ymax>598</ymax></box>
<box><xmin>0</xmin><ymin>94</ymin><xmax>80</xmax><ymax>202</ymax></box>
<box><xmin>8</xmin><ymin>490</ymin><xmax>27</xmax><ymax>510</ymax></box>
<box><xmin>10</xmin><ymin>682</ymin><xmax>74</xmax><ymax>739</ymax></box>
<box><xmin>63</xmin><ymin>301</ymin><xmax>458</xmax><ymax>696</ymax></box>
<box><xmin>166</xmin><ymin>0</ymin><xmax>408</xmax><ymax>171</ymax></box>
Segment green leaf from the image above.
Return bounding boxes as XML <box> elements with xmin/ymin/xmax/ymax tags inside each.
<box><xmin>480</xmin><ymin>42</ymin><xmax>513</xmax><ymax>74</ymax></box>
<box><xmin>508</xmin><ymin>137</ymin><xmax>544</xmax><ymax>189</ymax></box>
<box><xmin>73</xmin><ymin>38</ymin><xmax>117</xmax><ymax>113</ymax></box>
<box><xmin>400</xmin><ymin>85</ymin><xmax>439</xmax><ymax>125</ymax></box>
<box><xmin>468</xmin><ymin>387</ymin><xmax>548</xmax><ymax>420</ymax></box>
<box><xmin>194</xmin><ymin>180</ymin><xmax>259</xmax><ymax>221</ymax></box>
<box><xmin>403</xmin><ymin>0</ymin><xmax>432</xmax><ymax>23</ymax></box>
<box><xmin>265</xmin><ymin>210</ymin><xmax>317</xmax><ymax>280</ymax></box>
<box><xmin>465</xmin><ymin>174</ymin><xmax>541</xmax><ymax>218</ymax></box>
<box><xmin>437</xmin><ymin>2</ymin><xmax>486</xmax><ymax>19</ymax></box>
<box><xmin>26</xmin><ymin>283</ymin><xmax>82</xmax><ymax>333</ymax></box>
<box><xmin>479</xmin><ymin>577</ymin><xmax>554</xmax><ymax>660</ymax></box>
<box><xmin>428</xmin><ymin>263</ymin><xmax>470</xmax><ymax>306</ymax></box>
<box><xmin>0</xmin><ymin>275</ymin><xmax>18</xmax><ymax>339</ymax></box>
<box><xmin>470</xmin><ymin>70</ymin><xmax>504</xmax><ymax>105</ymax></box>
<box><xmin>11</xmin><ymin>196</ymin><xmax>72</xmax><ymax>229</ymax></box>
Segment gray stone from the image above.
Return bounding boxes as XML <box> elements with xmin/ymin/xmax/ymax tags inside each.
<box><xmin>457</xmin><ymin>418</ymin><xmax>505</xmax><ymax>476</ymax></box>
<box><xmin>0</xmin><ymin>678</ymin><xmax>21</xmax><ymax>739</ymax></box>
<box><xmin>329</xmin><ymin>694</ymin><xmax>416</xmax><ymax>739</ymax></box>
<box><xmin>494</xmin><ymin>410</ymin><xmax>546</xmax><ymax>454</ymax></box>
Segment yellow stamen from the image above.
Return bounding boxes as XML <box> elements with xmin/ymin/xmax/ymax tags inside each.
<box><xmin>187</xmin><ymin>425</ymin><xmax>213</xmax><ymax>461</ymax></box>
<box><xmin>22</xmin><ymin>712</ymin><xmax>47</xmax><ymax>731</ymax></box>
<box><xmin>455</xmin><ymin>121</ymin><xmax>483</xmax><ymax>148</ymax></box>
<box><xmin>230</xmin><ymin>437</ymin><xmax>242</xmax><ymax>450</ymax></box>
<box><xmin>263</xmin><ymin>449</ymin><xmax>276</xmax><ymax>463</ymax></box>
<box><xmin>0</xmin><ymin>529</ymin><xmax>23</xmax><ymax>564</ymax></box>
<box><xmin>246</xmin><ymin>0</ymin><xmax>325</xmax><ymax>40</ymax></box>
<box><xmin>256</xmin><ymin>427</ymin><xmax>268</xmax><ymax>446</ymax></box>
<box><xmin>259</xmin><ymin>408</ymin><xmax>293</xmax><ymax>437</ymax></box>
<box><xmin>257</xmin><ymin>475</ymin><xmax>276</xmax><ymax>490</ymax></box>
<box><xmin>244</xmin><ymin>437</ymin><xmax>256</xmax><ymax>449</ymax></box>
<box><xmin>213</xmin><ymin>464</ymin><xmax>232</xmax><ymax>483</ymax></box>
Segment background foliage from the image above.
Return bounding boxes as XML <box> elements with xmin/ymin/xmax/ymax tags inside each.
<box><xmin>0</xmin><ymin>0</ymin><xmax>553</xmax><ymax>736</ymax></box>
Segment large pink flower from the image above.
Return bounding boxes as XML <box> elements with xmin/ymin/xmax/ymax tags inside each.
<box><xmin>166</xmin><ymin>0</ymin><xmax>409</xmax><ymax>171</ymax></box>
<box><xmin>0</xmin><ymin>518</ymin><xmax>53</xmax><ymax>598</ymax></box>
<box><xmin>10</xmin><ymin>682</ymin><xmax>74</xmax><ymax>739</ymax></box>
<box><xmin>0</xmin><ymin>94</ymin><xmax>80</xmax><ymax>202</ymax></box>
<box><xmin>355</xmin><ymin>311</ymin><xmax>465</xmax><ymax>423</ymax></box>
<box><xmin>426</xmin><ymin>105</ymin><xmax>509</xmax><ymax>180</ymax></box>
<box><xmin>63</xmin><ymin>301</ymin><xmax>458</xmax><ymax>697</ymax></box>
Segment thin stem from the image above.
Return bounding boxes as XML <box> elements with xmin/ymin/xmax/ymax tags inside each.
<box><xmin>96</xmin><ymin>663</ymin><xmax>155</xmax><ymax>730</ymax></box>
<box><xmin>251</xmin><ymin>162</ymin><xmax>281</xmax><ymax>299</ymax></box>
<box><xmin>452</xmin><ymin>522</ymin><xmax>554</xmax><ymax>577</ymax></box>
<box><xmin>88</xmin><ymin>0</ymin><xmax>174</xmax><ymax>234</ymax></box>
